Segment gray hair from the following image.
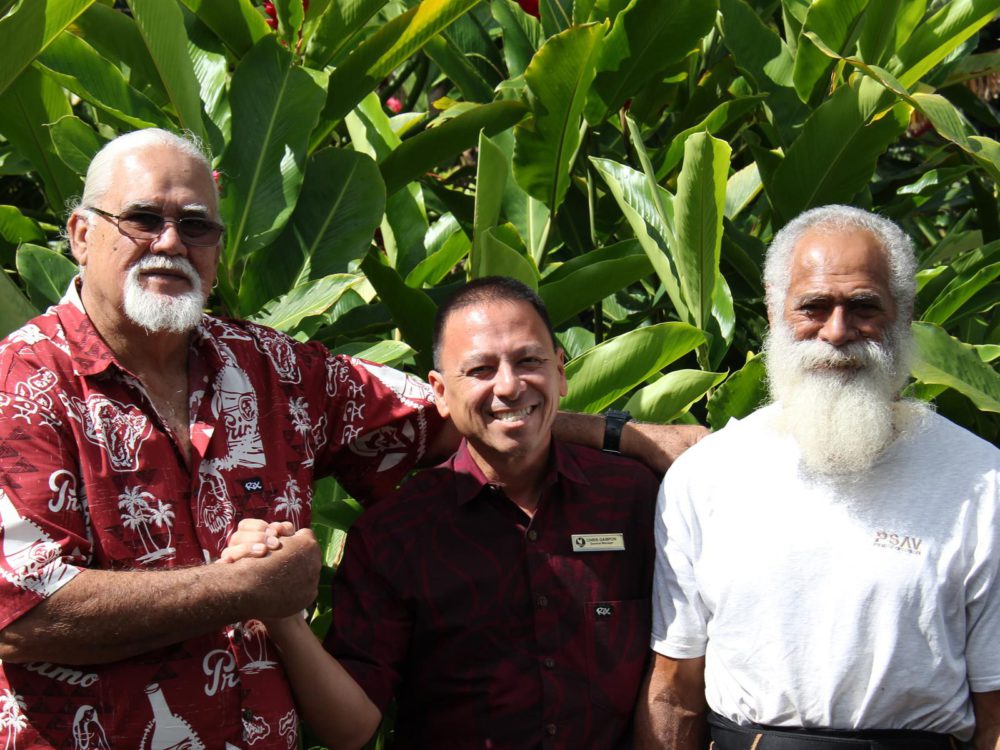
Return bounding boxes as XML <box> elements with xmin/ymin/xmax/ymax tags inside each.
<box><xmin>763</xmin><ymin>205</ymin><xmax>917</xmax><ymax>323</ymax></box>
<box><xmin>73</xmin><ymin>128</ymin><xmax>216</xmax><ymax>213</ymax></box>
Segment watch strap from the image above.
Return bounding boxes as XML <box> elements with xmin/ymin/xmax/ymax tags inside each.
<box><xmin>602</xmin><ymin>409</ymin><xmax>633</xmax><ymax>454</ymax></box>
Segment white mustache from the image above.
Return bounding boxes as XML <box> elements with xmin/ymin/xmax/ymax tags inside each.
<box><xmin>129</xmin><ymin>254</ymin><xmax>198</xmax><ymax>284</ymax></box>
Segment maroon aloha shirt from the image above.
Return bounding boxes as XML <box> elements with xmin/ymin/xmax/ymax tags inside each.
<box><xmin>0</xmin><ymin>283</ymin><xmax>442</xmax><ymax>749</ymax></box>
<box><xmin>326</xmin><ymin>439</ymin><xmax>658</xmax><ymax>749</ymax></box>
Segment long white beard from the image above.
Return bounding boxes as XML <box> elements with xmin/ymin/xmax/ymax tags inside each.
<box><xmin>123</xmin><ymin>255</ymin><xmax>205</xmax><ymax>333</ymax></box>
<box><xmin>764</xmin><ymin>325</ymin><xmax>923</xmax><ymax>476</ymax></box>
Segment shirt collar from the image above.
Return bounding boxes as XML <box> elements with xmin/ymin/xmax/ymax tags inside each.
<box><xmin>450</xmin><ymin>437</ymin><xmax>591</xmax><ymax>506</ymax></box>
<box><xmin>56</xmin><ymin>276</ymin><xmax>214</xmax><ymax>378</ymax></box>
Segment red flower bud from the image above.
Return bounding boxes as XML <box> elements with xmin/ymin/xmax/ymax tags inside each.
<box><xmin>517</xmin><ymin>0</ymin><xmax>540</xmax><ymax>17</ymax></box>
<box><xmin>386</xmin><ymin>96</ymin><xmax>404</xmax><ymax>114</ymax></box>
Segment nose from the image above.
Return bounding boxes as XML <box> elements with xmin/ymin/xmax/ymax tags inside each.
<box><xmin>147</xmin><ymin>220</ymin><xmax>188</xmax><ymax>255</ymax></box>
<box><xmin>493</xmin><ymin>362</ymin><xmax>524</xmax><ymax>399</ymax></box>
<box><xmin>818</xmin><ymin>305</ymin><xmax>856</xmax><ymax>347</ymax></box>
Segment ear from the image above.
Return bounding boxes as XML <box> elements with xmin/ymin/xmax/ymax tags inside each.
<box><xmin>67</xmin><ymin>211</ymin><xmax>91</xmax><ymax>266</ymax></box>
<box><xmin>428</xmin><ymin>370</ymin><xmax>450</xmax><ymax>419</ymax></box>
<box><xmin>556</xmin><ymin>348</ymin><xmax>567</xmax><ymax>398</ymax></box>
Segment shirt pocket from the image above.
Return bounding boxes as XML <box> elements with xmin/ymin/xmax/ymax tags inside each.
<box><xmin>585</xmin><ymin>598</ymin><xmax>652</xmax><ymax>716</ymax></box>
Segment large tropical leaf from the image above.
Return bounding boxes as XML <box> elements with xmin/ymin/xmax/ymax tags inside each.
<box><xmin>478</xmin><ymin>226</ymin><xmax>539</xmax><ymax>288</ymax></box>
<box><xmin>673</xmin><ymin>132</ymin><xmax>730</xmax><ymax>333</ymax></box>
<box><xmin>347</xmin><ymin>94</ymin><xmax>427</xmax><ymax>277</ymax></box>
<box><xmin>35</xmin><ymin>31</ymin><xmax>169</xmax><ymax>130</ymax></box>
<box><xmin>0</xmin><ymin>67</ymin><xmax>80</xmax><ymax>212</ymax></box>
<box><xmin>585</xmin><ymin>0</ymin><xmax>717</xmax><ymax>123</ymax></box>
<box><xmin>126</xmin><ymin>0</ymin><xmax>208</xmax><ymax>143</ymax></box>
<box><xmin>768</xmin><ymin>75</ymin><xmax>909</xmax><ymax>222</ymax></box>
<box><xmin>72</xmin><ymin>3</ymin><xmax>164</xmax><ymax>96</ymax></box>
<box><xmin>380</xmin><ymin>101</ymin><xmax>528</xmax><ymax>197</ymax></box>
<box><xmin>49</xmin><ymin>116</ymin><xmax>104</xmax><ymax>175</ymax></box>
<box><xmin>891</xmin><ymin>0</ymin><xmax>1000</xmax><ymax>89</ymax></box>
<box><xmin>305</xmin><ymin>0</ymin><xmax>388</xmax><ymax>68</ymax></box>
<box><xmin>250</xmin><ymin>274</ymin><xmax>365</xmax><ymax>335</ymax></box>
<box><xmin>0</xmin><ymin>268</ymin><xmax>38</xmax><ymax>338</ymax></box>
<box><xmin>219</xmin><ymin>37</ymin><xmax>327</xmax><ymax>272</ymax></box>
<box><xmin>322</xmin><ymin>0</ymin><xmax>485</xmax><ymax>125</ymax></box>
<box><xmin>16</xmin><ymin>244</ymin><xmax>77</xmax><ymax>309</ymax></box>
<box><xmin>471</xmin><ymin>131</ymin><xmax>511</xmax><ymax>278</ymax></box>
<box><xmin>791</xmin><ymin>0</ymin><xmax>868</xmax><ymax>103</ymax></box>
<box><xmin>178</xmin><ymin>0</ymin><xmax>270</xmax><ymax>58</ymax></box>
<box><xmin>513</xmin><ymin>23</ymin><xmax>606</xmax><ymax>210</ymax></box>
<box><xmin>625</xmin><ymin>368</ymin><xmax>727</xmax><ymax>422</ymax></box>
<box><xmin>0</xmin><ymin>0</ymin><xmax>94</xmax><ymax>98</ymax></box>
<box><xmin>706</xmin><ymin>353</ymin><xmax>767</xmax><ymax>429</ymax></box>
<box><xmin>911</xmin><ymin>322</ymin><xmax>1000</xmax><ymax>413</ymax></box>
<box><xmin>590</xmin><ymin>156</ymin><xmax>688</xmax><ymax>322</ymax></box>
<box><xmin>360</xmin><ymin>250</ymin><xmax>437</xmax><ymax>372</ymax></box>
<box><xmin>561</xmin><ymin>322</ymin><xmax>705</xmax><ymax>412</ymax></box>
<box><xmin>493</xmin><ymin>0</ymin><xmax>542</xmax><ymax>78</ymax></box>
<box><xmin>239</xmin><ymin>149</ymin><xmax>386</xmax><ymax>314</ymax></box>
<box><xmin>539</xmin><ymin>242</ymin><xmax>652</xmax><ymax>326</ymax></box>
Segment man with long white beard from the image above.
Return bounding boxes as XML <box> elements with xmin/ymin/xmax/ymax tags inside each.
<box><xmin>635</xmin><ymin>205</ymin><xmax>1000</xmax><ymax>750</ymax></box>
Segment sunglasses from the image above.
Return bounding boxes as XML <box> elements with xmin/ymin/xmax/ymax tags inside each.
<box><xmin>87</xmin><ymin>206</ymin><xmax>224</xmax><ymax>247</ymax></box>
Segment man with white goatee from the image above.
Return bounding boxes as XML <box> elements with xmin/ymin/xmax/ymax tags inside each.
<box><xmin>636</xmin><ymin>205</ymin><xmax>1000</xmax><ymax>750</ymax></box>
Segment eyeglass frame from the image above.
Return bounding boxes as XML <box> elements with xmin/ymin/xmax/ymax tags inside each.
<box><xmin>85</xmin><ymin>206</ymin><xmax>225</xmax><ymax>248</ymax></box>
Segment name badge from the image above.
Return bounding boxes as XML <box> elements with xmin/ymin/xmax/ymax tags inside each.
<box><xmin>571</xmin><ymin>533</ymin><xmax>625</xmax><ymax>552</ymax></box>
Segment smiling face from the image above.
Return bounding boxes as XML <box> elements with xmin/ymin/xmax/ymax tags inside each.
<box><xmin>429</xmin><ymin>299</ymin><xmax>567</xmax><ymax>479</ymax></box>
<box><xmin>68</xmin><ymin>143</ymin><xmax>221</xmax><ymax>337</ymax></box>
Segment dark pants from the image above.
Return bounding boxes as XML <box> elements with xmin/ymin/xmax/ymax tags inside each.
<box><xmin>707</xmin><ymin>711</ymin><xmax>960</xmax><ymax>750</ymax></box>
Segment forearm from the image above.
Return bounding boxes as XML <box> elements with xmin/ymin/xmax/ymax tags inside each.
<box><xmin>634</xmin><ymin>654</ymin><xmax>707</xmax><ymax>749</ymax></box>
<box><xmin>552</xmin><ymin>412</ymin><xmax>707</xmax><ymax>474</ymax></box>
<box><xmin>973</xmin><ymin>690</ymin><xmax>1000</xmax><ymax>750</ymax></box>
<box><xmin>266</xmin><ymin>616</ymin><xmax>381</xmax><ymax>750</ymax></box>
<box><xmin>0</xmin><ymin>564</ymin><xmax>255</xmax><ymax>665</ymax></box>
<box><xmin>0</xmin><ymin>530</ymin><xmax>320</xmax><ymax>665</ymax></box>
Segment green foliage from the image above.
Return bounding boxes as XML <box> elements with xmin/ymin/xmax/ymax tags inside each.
<box><xmin>1</xmin><ymin>1</ymin><xmax>999</xmax><ymax>742</ymax></box>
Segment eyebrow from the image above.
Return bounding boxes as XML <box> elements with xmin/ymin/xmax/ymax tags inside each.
<box><xmin>793</xmin><ymin>291</ymin><xmax>885</xmax><ymax>306</ymax></box>
<box><xmin>120</xmin><ymin>200</ymin><xmax>213</xmax><ymax>217</ymax></box>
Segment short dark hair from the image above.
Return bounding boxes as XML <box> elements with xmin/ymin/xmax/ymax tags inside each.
<box><xmin>432</xmin><ymin>276</ymin><xmax>558</xmax><ymax>371</ymax></box>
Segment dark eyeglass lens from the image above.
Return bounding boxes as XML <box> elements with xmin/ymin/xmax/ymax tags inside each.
<box><xmin>179</xmin><ymin>219</ymin><xmax>217</xmax><ymax>239</ymax></box>
<box><xmin>120</xmin><ymin>212</ymin><xmax>163</xmax><ymax>235</ymax></box>
<box><xmin>119</xmin><ymin>212</ymin><xmax>220</xmax><ymax>244</ymax></box>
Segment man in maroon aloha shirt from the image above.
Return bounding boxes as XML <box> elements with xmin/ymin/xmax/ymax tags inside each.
<box><xmin>0</xmin><ymin>129</ymin><xmax>450</xmax><ymax>749</ymax></box>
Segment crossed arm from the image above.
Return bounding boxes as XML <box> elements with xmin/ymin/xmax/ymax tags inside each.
<box><xmin>0</xmin><ymin>528</ymin><xmax>321</xmax><ymax>665</ymax></box>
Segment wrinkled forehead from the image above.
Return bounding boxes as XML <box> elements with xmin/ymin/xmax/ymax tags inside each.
<box><xmin>788</xmin><ymin>227</ymin><xmax>891</xmax><ymax>289</ymax></box>
<box><xmin>107</xmin><ymin>145</ymin><xmax>218</xmax><ymax>212</ymax></box>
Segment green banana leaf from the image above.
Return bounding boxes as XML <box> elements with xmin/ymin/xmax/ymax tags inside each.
<box><xmin>706</xmin><ymin>353</ymin><xmax>767</xmax><ymax>430</ymax></box>
<box><xmin>49</xmin><ymin>116</ymin><xmax>105</xmax><ymax>175</ymax></box>
<box><xmin>178</xmin><ymin>0</ymin><xmax>270</xmax><ymax>58</ymax></box>
<box><xmin>478</xmin><ymin>225</ymin><xmax>539</xmax><ymax>288</ymax></box>
<box><xmin>239</xmin><ymin>148</ymin><xmax>386</xmax><ymax>314</ymax></box>
<box><xmin>513</xmin><ymin>23</ymin><xmax>606</xmax><ymax>210</ymax></box>
<box><xmin>250</xmin><ymin>273</ymin><xmax>365</xmax><ymax>335</ymax></box>
<box><xmin>585</xmin><ymin>0</ymin><xmax>717</xmax><ymax>124</ymax></box>
<box><xmin>127</xmin><ymin>0</ymin><xmax>208</xmax><ymax>143</ymax></box>
<box><xmin>0</xmin><ymin>0</ymin><xmax>94</xmax><ymax>98</ymax></box>
<box><xmin>16</xmin><ymin>243</ymin><xmax>77</xmax><ymax>309</ymax></box>
<box><xmin>380</xmin><ymin>101</ymin><xmax>528</xmax><ymax>197</ymax></box>
<box><xmin>0</xmin><ymin>66</ymin><xmax>80</xmax><ymax>212</ymax></box>
<box><xmin>911</xmin><ymin>321</ymin><xmax>1000</xmax><ymax>413</ymax></box>
<box><xmin>562</xmin><ymin>322</ymin><xmax>705</xmax><ymax>412</ymax></box>
<box><xmin>625</xmin><ymin>368</ymin><xmax>727</xmax><ymax>422</ymax></box>
<box><xmin>791</xmin><ymin>0</ymin><xmax>868</xmax><ymax>104</ymax></box>
<box><xmin>219</xmin><ymin>36</ymin><xmax>327</xmax><ymax>271</ymax></box>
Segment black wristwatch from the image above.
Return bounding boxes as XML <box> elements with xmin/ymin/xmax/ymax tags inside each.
<box><xmin>602</xmin><ymin>409</ymin><xmax>633</xmax><ymax>454</ymax></box>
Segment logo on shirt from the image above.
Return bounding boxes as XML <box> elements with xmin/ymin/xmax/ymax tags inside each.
<box><xmin>873</xmin><ymin>530</ymin><xmax>924</xmax><ymax>555</ymax></box>
<box><xmin>241</xmin><ymin>477</ymin><xmax>264</xmax><ymax>493</ymax></box>
<box><xmin>593</xmin><ymin>603</ymin><xmax>615</xmax><ymax>619</ymax></box>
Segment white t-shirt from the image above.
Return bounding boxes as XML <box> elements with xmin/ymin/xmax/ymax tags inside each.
<box><xmin>652</xmin><ymin>405</ymin><xmax>1000</xmax><ymax>739</ymax></box>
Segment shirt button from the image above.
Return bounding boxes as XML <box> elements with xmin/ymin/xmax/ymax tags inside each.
<box><xmin>527</xmin><ymin>529</ymin><xmax>538</xmax><ymax>542</ymax></box>
<box><xmin>232</xmin><ymin>629</ymin><xmax>243</xmax><ymax>643</ymax></box>
<box><xmin>536</xmin><ymin>595</ymin><xmax>548</xmax><ymax>608</ymax></box>
<box><xmin>242</xmin><ymin>708</ymin><xmax>254</xmax><ymax>721</ymax></box>
<box><xmin>545</xmin><ymin>723</ymin><xmax>557</xmax><ymax>736</ymax></box>
<box><xmin>543</xmin><ymin>657</ymin><xmax>555</xmax><ymax>669</ymax></box>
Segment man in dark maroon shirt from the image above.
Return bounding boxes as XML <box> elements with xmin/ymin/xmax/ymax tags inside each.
<box><xmin>241</xmin><ymin>277</ymin><xmax>659</xmax><ymax>748</ymax></box>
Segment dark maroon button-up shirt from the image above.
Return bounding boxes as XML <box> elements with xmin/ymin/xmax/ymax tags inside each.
<box><xmin>326</xmin><ymin>439</ymin><xmax>658</xmax><ymax>749</ymax></box>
